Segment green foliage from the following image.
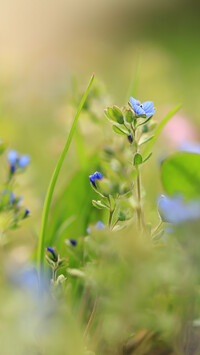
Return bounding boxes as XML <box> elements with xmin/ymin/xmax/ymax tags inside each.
<box><xmin>37</xmin><ymin>74</ymin><xmax>94</xmax><ymax>274</ymax></box>
<box><xmin>112</xmin><ymin>125</ymin><xmax>127</xmax><ymax>135</ymax></box>
<box><xmin>104</xmin><ymin>106</ymin><xmax>124</xmax><ymax>124</ymax></box>
<box><xmin>133</xmin><ymin>153</ymin><xmax>143</xmax><ymax>165</ymax></box>
<box><xmin>161</xmin><ymin>152</ymin><xmax>200</xmax><ymax>198</ymax></box>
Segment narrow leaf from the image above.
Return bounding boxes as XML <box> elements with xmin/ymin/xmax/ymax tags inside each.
<box><xmin>112</xmin><ymin>125</ymin><xmax>127</xmax><ymax>136</ymax></box>
<box><xmin>37</xmin><ymin>74</ymin><xmax>95</xmax><ymax>275</ymax></box>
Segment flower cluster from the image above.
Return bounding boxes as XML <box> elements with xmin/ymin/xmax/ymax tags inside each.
<box><xmin>7</xmin><ymin>150</ymin><xmax>30</xmax><ymax>175</ymax></box>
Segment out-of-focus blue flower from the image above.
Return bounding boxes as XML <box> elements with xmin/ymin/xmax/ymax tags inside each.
<box><xmin>127</xmin><ymin>134</ymin><xmax>133</xmax><ymax>144</ymax></box>
<box><xmin>130</xmin><ymin>97</ymin><xmax>155</xmax><ymax>118</ymax></box>
<box><xmin>10</xmin><ymin>191</ymin><xmax>16</xmax><ymax>204</ymax></box>
<box><xmin>89</xmin><ymin>171</ymin><xmax>103</xmax><ymax>188</ymax></box>
<box><xmin>7</xmin><ymin>150</ymin><xmax>18</xmax><ymax>173</ymax></box>
<box><xmin>86</xmin><ymin>227</ymin><xmax>91</xmax><ymax>234</ymax></box>
<box><xmin>179</xmin><ymin>142</ymin><xmax>200</xmax><ymax>155</ymax></box>
<box><xmin>18</xmin><ymin>155</ymin><xmax>30</xmax><ymax>168</ymax></box>
<box><xmin>69</xmin><ymin>239</ymin><xmax>77</xmax><ymax>246</ymax></box>
<box><xmin>86</xmin><ymin>220</ymin><xmax>105</xmax><ymax>234</ymax></box>
<box><xmin>95</xmin><ymin>220</ymin><xmax>105</xmax><ymax>229</ymax></box>
<box><xmin>158</xmin><ymin>195</ymin><xmax>200</xmax><ymax>224</ymax></box>
<box><xmin>7</xmin><ymin>150</ymin><xmax>30</xmax><ymax>173</ymax></box>
<box><xmin>24</xmin><ymin>208</ymin><xmax>30</xmax><ymax>218</ymax></box>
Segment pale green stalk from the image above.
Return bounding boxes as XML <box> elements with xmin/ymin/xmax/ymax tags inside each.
<box><xmin>37</xmin><ymin>74</ymin><xmax>95</xmax><ymax>275</ymax></box>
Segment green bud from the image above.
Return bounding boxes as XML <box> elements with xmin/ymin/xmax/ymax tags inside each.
<box><xmin>133</xmin><ymin>153</ymin><xmax>143</xmax><ymax>166</ymax></box>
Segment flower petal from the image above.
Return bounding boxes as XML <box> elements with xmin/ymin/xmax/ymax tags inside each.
<box><xmin>132</xmin><ymin>105</ymin><xmax>145</xmax><ymax>116</ymax></box>
<box><xmin>7</xmin><ymin>150</ymin><xmax>18</xmax><ymax>165</ymax></box>
<box><xmin>142</xmin><ymin>101</ymin><xmax>154</xmax><ymax>112</ymax></box>
<box><xmin>130</xmin><ymin>97</ymin><xmax>140</xmax><ymax>107</ymax></box>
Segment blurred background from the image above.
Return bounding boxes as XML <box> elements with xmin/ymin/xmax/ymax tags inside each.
<box><xmin>0</xmin><ymin>0</ymin><xmax>200</xmax><ymax>242</ymax></box>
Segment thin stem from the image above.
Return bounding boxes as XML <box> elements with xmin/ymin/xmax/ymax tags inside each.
<box><xmin>37</xmin><ymin>74</ymin><xmax>94</xmax><ymax>276</ymax></box>
<box><xmin>112</xmin><ymin>218</ymin><xmax>119</xmax><ymax>230</ymax></box>
<box><xmin>152</xmin><ymin>220</ymin><xmax>163</xmax><ymax>238</ymax></box>
<box><xmin>108</xmin><ymin>209</ymin><xmax>114</xmax><ymax>229</ymax></box>
<box><xmin>83</xmin><ymin>297</ymin><xmax>98</xmax><ymax>340</ymax></box>
<box><xmin>107</xmin><ymin>195</ymin><xmax>115</xmax><ymax>229</ymax></box>
<box><xmin>136</xmin><ymin>166</ymin><xmax>142</xmax><ymax>230</ymax></box>
<box><xmin>52</xmin><ymin>266</ymin><xmax>58</xmax><ymax>283</ymax></box>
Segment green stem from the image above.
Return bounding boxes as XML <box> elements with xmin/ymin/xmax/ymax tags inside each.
<box><xmin>37</xmin><ymin>74</ymin><xmax>95</xmax><ymax>275</ymax></box>
<box><xmin>83</xmin><ymin>296</ymin><xmax>98</xmax><ymax>340</ymax></box>
<box><xmin>152</xmin><ymin>220</ymin><xmax>163</xmax><ymax>238</ymax></box>
<box><xmin>112</xmin><ymin>218</ymin><xmax>119</xmax><ymax>230</ymax></box>
<box><xmin>108</xmin><ymin>209</ymin><xmax>114</xmax><ymax>229</ymax></box>
<box><xmin>52</xmin><ymin>266</ymin><xmax>58</xmax><ymax>283</ymax></box>
<box><xmin>136</xmin><ymin>166</ymin><xmax>142</xmax><ymax>230</ymax></box>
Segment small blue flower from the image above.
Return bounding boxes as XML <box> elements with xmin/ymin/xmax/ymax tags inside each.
<box><xmin>86</xmin><ymin>220</ymin><xmax>105</xmax><ymax>234</ymax></box>
<box><xmin>179</xmin><ymin>142</ymin><xmax>200</xmax><ymax>155</ymax></box>
<box><xmin>158</xmin><ymin>195</ymin><xmax>200</xmax><ymax>224</ymax></box>
<box><xmin>95</xmin><ymin>220</ymin><xmax>105</xmax><ymax>230</ymax></box>
<box><xmin>69</xmin><ymin>239</ymin><xmax>77</xmax><ymax>247</ymax></box>
<box><xmin>7</xmin><ymin>150</ymin><xmax>30</xmax><ymax>173</ymax></box>
<box><xmin>46</xmin><ymin>246</ymin><xmax>58</xmax><ymax>262</ymax></box>
<box><xmin>89</xmin><ymin>171</ymin><xmax>103</xmax><ymax>188</ymax></box>
<box><xmin>7</xmin><ymin>150</ymin><xmax>18</xmax><ymax>173</ymax></box>
<box><xmin>86</xmin><ymin>227</ymin><xmax>91</xmax><ymax>234</ymax></box>
<box><xmin>127</xmin><ymin>134</ymin><xmax>133</xmax><ymax>144</ymax></box>
<box><xmin>10</xmin><ymin>191</ymin><xmax>16</xmax><ymax>205</ymax></box>
<box><xmin>24</xmin><ymin>208</ymin><xmax>30</xmax><ymax>218</ymax></box>
<box><xmin>18</xmin><ymin>155</ymin><xmax>30</xmax><ymax>168</ymax></box>
<box><xmin>130</xmin><ymin>97</ymin><xmax>155</xmax><ymax>118</ymax></box>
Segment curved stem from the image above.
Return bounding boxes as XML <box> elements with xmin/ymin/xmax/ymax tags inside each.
<box><xmin>37</xmin><ymin>74</ymin><xmax>95</xmax><ymax>276</ymax></box>
<box><xmin>83</xmin><ymin>297</ymin><xmax>98</xmax><ymax>340</ymax></box>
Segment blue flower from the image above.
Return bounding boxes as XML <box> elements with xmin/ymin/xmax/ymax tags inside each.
<box><xmin>24</xmin><ymin>208</ymin><xmax>30</xmax><ymax>218</ymax></box>
<box><xmin>7</xmin><ymin>150</ymin><xmax>30</xmax><ymax>173</ymax></box>
<box><xmin>86</xmin><ymin>220</ymin><xmax>105</xmax><ymax>234</ymax></box>
<box><xmin>46</xmin><ymin>247</ymin><xmax>58</xmax><ymax>262</ymax></box>
<box><xmin>69</xmin><ymin>239</ymin><xmax>77</xmax><ymax>247</ymax></box>
<box><xmin>158</xmin><ymin>195</ymin><xmax>200</xmax><ymax>224</ymax></box>
<box><xmin>10</xmin><ymin>191</ymin><xmax>16</xmax><ymax>204</ymax></box>
<box><xmin>7</xmin><ymin>150</ymin><xmax>18</xmax><ymax>173</ymax></box>
<box><xmin>95</xmin><ymin>220</ymin><xmax>105</xmax><ymax>229</ymax></box>
<box><xmin>179</xmin><ymin>142</ymin><xmax>200</xmax><ymax>155</ymax></box>
<box><xmin>89</xmin><ymin>171</ymin><xmax>103</xmax><ymax>188</ymax></box>
<box><xmin>130</xmin><ymin>97</ymin><xmax>155</xmax><ymax>118</ymax></box>
<box><xmin>86</xmin><ymin>227</ymin><xmax>91</xmax><ymax>234</ymax></box>
<box><xmin>18</xmin><ymin>155</ymin><xmax>30</xmax><ymax>168</ymax></box>
<box><xmin>127</xmin><ymin>134</ymin><xmax>133</xmax><ymax>144</ymax></box>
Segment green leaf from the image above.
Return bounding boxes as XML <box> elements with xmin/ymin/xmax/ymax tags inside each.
<box><xmin>105</xmin><ymin>106</ymin><xmax>124</xmax><ymax>124</ymax></box>
<box><xmin>133</xmin><ymin>153</ymin><xmax>143</xmax><ymax>166</ymax></box>
<box><xmin>37</xmin><ymin>73</ymin><xmax>95</xmax><ymax>276</ymax></box>
<box><xmin>112</xmin><ymin>125</ymin><xmax>127</xmax><ymax>136</ymax></box>
<box><xmin>143</xmin><ymin>104</ymin><xmax>181</xmax><ymax>156</ymax></box>
<box><xmin>108</xmin><ymin>194</ymin><xmax>115</xmax><ymax>211</ymax></box>
<box><xmin>124</xmin><ymin>109</ymin><xmax>134</xmax><ymax>123</ymax></box>
<box><xmin>161</xmin><ymin>152</ymin><xmax>200</xmax><ymax>199</ymax></box>
<box><xmin>139</xmin><ymin>135</ymin><xmax>154</xmax><ymax>146</ymax></box>
<box><xmin>143</xmin><ymin>152</ymin><xmax>152</xmax><ymax>163</ymax></box>
<box><xmin>92</xmin><ymin>200</ymin><xmax>109</xmax><ymax>210</ymax></box>
<box><xmin>137</xmin><ymin>115</ymin><xmax>153</xmax><ymax>127</ymax></box>
<box><xmin>113</xmin><ymin>106</ymin><xmax>124</xmax><ymax>124</ymax></box>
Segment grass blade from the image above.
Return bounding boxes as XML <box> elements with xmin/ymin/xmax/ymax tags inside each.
<box><xmin>143</xmin><ymin>104</ymin><xmax>181</xmax><ymax>156</ymax></box>
<box><xmin>37</xmin><ymin>73</ymin><xmax>95</xmax><ymax>274</ymax></box>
